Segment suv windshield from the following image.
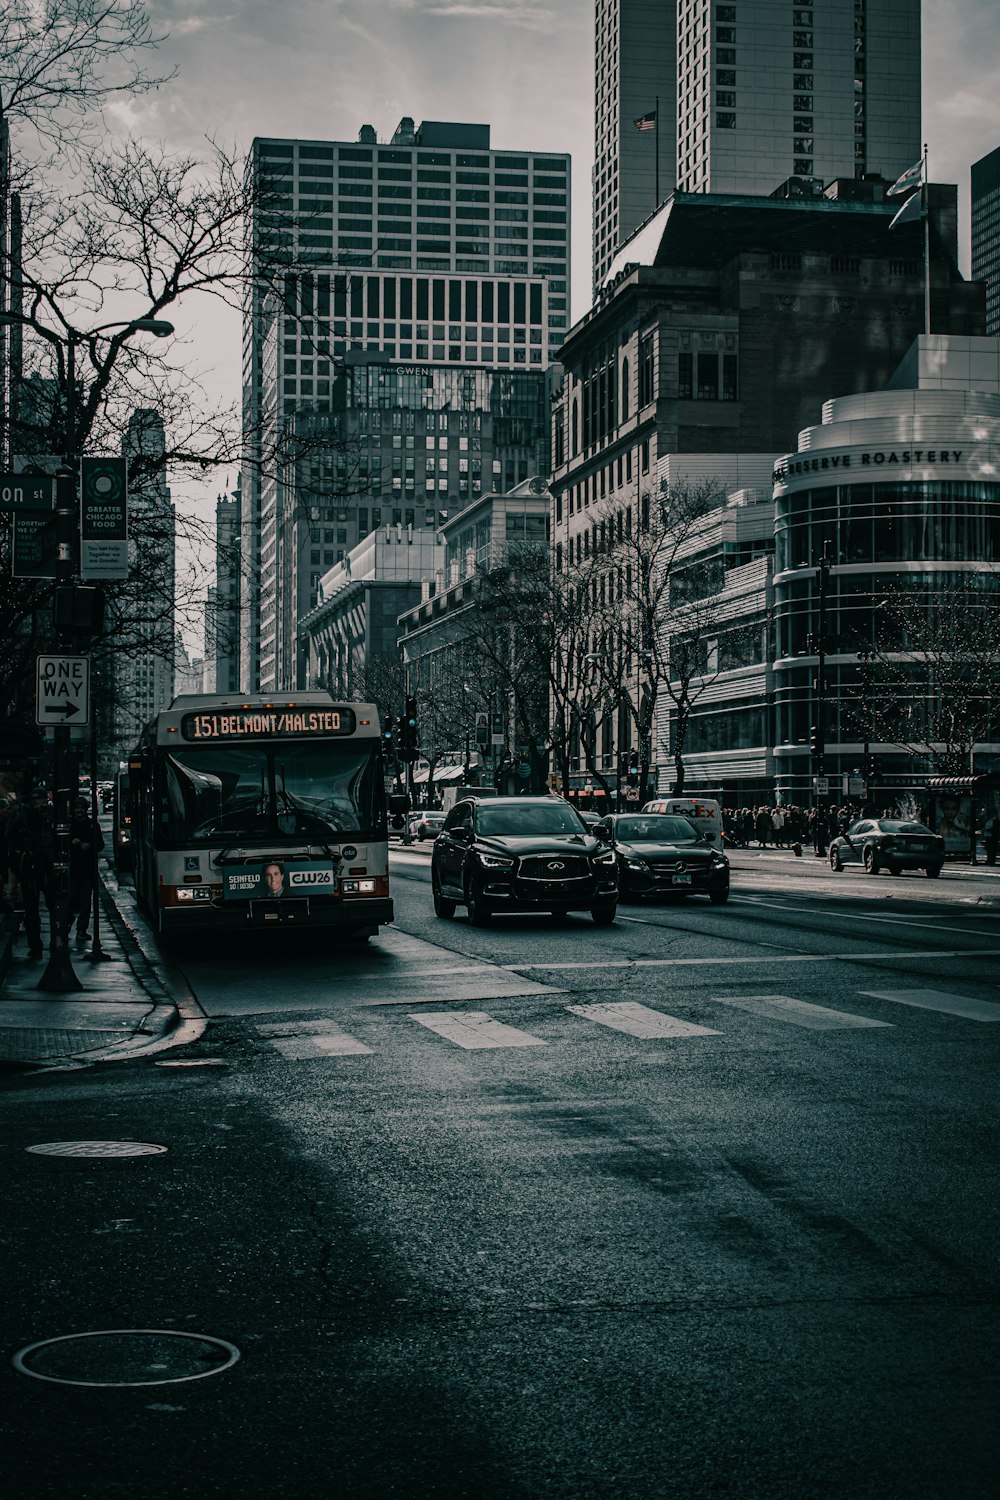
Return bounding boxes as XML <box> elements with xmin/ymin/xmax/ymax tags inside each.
<box><xmin>161</xmin><ymin>742</ymin><xmax>385</xmax><ymax>843</ymax></box>
<box><xmin>477</xmin><ymin>802</ymin><xmax>586</xmax><ymax>838</ymax></box>
<box><xmin>616</xmin><ymin>816</ymin><xmax>699</xmax><ymax>843</ymax></box>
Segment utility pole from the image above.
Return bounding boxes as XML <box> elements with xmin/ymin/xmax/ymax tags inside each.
<box><xmin>811</xmin><ymin>553</ymin><xmax>831</xmax><ymax>858</ymax></box>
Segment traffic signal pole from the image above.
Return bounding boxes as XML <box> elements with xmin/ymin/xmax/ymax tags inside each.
<box><xmin>811</xmin><ymin>554</ymin><xmax>831</xmax><ymax>859</ymax></box>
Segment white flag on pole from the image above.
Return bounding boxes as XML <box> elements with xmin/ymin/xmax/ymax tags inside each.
<box><xmin>886</xmin><ymin>159</ymin><xmax>924</xmax><ymax>198</ymax></box>
<box><xmin>889</xmin><ymin>191</ymin><xmax>923</xmax><ymax>230</ymax></box>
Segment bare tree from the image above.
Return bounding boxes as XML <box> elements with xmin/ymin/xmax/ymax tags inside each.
<box><xmin>846</xmin><ymin>578</ymin><xmax>1000</xmax><ymax>776</ymax></box>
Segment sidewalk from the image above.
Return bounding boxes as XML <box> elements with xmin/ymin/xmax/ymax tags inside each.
<box><xmin>0</xmin><ymin>871</ymin><xmax>202</xmax><ymax>1069</ymax></box>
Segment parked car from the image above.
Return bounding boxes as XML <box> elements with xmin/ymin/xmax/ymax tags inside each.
<box><xmin>431</xmin><ymin>795</ymin><xmax>618</xmax><ymax>925</ymax></box>
<box><xmin>409</xmin><ymin>811</ymin><xmax>445</xmax><ymax>841</ymax></box>
<box><xmin>594</xmin><ymin>812</ymin><xmax>730</xmax><ymax>903</ymax></box>
<box><xmin>828</xmin><ymin>818</ymin><xmax>945</xmax><ymax>877</ymax></box>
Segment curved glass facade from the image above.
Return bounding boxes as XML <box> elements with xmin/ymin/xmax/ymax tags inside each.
<box><xmin>771</xmin><ymin>346</ymin><xmax>1000</xmax><ymax>802</ymax></box>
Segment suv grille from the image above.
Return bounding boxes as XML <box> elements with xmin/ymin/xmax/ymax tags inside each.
<box><xmin>518</xmin><ymin>853</ymin><xmax>591</xmax><ymax>883</ymax></box>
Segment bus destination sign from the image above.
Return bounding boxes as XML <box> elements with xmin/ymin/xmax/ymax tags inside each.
<box><xmin>181</xmin><ymin>707</ymin><xmax>356</xmax><ymax>741</ymax></box>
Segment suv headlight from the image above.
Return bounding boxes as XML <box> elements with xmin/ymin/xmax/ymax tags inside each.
<box><xmin>625</xmin><ymin>855</ymin><xmax>649</xmax><ymax>871</ymax></box>
<box><xmin>477</xmin><ymin>851</ymin><xmax>515</xmax><ymax>869</ymax></box>
<box><xmin>593</xmin><ymin>848</ymin><xmax>617</xmax><ymax>866</ymax></box>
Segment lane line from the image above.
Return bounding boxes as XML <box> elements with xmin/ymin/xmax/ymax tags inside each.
<box><xmin>735</xmin><ymin>895</ymin><xmax>1000</xmax><ymax>939</ymax></box>
<box><xmin>566</xmin><ymin>1001</ymin><xmax>720</xmax><ymax>1039</ymax></box>
<box><xmin>858</xmin><ymin>988</ymin><xmax>1000</xmax><ymax>1023</ymax></box>
<box><xmin>709</xmin><ymin>993</ymin><xmax>893</xmax><ymax>1032</ymax></box>
<box><xmin>257</xmin><ymin>1026</ymin><xmax>371</xmax><ymax>1062</ymax></box>
<box><xmin>409</xmin><ymin>1011</ymin><xmax>546</xmax><ymax>1050</ymax></box>
<box><xmin>514</xmin><ymin>949</ymin><xmax>1000</xmax><ymax>970</ymax></box>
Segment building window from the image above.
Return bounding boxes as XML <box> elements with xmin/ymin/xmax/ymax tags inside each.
<box><xmin>697</xmin><ymin>353</ymin><xmax>719</xmax><ymax>400</ymax></box>
<box><xmin>638</xmin><ymin>332</ymin><xmax>655</xmax><ymax>407</ymax></box>
<box><xmin>678</xmin><ymin>351</ymin><xmax>693</xmax><ymax>399</ymax></box>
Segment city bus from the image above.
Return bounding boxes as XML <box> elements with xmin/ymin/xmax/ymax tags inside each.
<box><xmin>128</xmin><ymin>692</ymin><xmax>392</xmax><ymax>941</ymax></box>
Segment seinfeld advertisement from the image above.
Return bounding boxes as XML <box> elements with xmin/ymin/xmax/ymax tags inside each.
<box><xmin>223</xmin><ymin>858</ymin><xmax>337</xmax><ymax>901</ymax></box>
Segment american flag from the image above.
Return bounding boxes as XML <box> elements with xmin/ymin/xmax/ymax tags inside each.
<box><xmin>634</xmin><ymin>111</ymin><xmax>657</xmax><ymax>132</ymax></box>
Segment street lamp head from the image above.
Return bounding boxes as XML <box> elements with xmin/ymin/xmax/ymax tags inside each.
<box><xmin>130</xmin><ymin>319</ymin><xmax>174</xmax><ymax>338</ymax></box>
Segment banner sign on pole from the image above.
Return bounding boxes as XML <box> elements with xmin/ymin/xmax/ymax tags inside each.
<box><xmin>80</xmin><ymin>457</ymin><xmax>129</xmax><ymax>580</ymax></box>
<box><xmin>12</xmin><ymin>511</ymin><xmax>59</xmax><ymax>577</ymax></box>
<box><xmin>0</xmin><ymin>473</ymin><xmax>56</xmax><ymax>513</ymax></box>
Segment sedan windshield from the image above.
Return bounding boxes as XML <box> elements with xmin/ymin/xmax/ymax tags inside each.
<box><xmin>477</xmin><ymin>803</ymin><xmax>586</xmax><ymax>838</ymax></box>
<box><xmin>161</xmin><ymin>742</ymin><xmax>385</xmax><ymax>843</ymax></box>
<box><xmin>616</xmin><ymin>816</ymin><xmax>700</xmax><ymax>843</ymax></box>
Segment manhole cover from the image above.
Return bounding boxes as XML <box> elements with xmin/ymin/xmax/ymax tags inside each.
<box><xmin>13</xmin><ymin>1330</ymin><xmax>240</xmax><ymax>1386</ymax></box>
<box><xmin>26</xmin><ymin>1141</ymin><xmax>168</xmax><ymax>1158</ymax></box>
<box><xmin>155</xmin><ymin>1059</ymin><xmax>226</xmax><ymax>1068</ymax></box>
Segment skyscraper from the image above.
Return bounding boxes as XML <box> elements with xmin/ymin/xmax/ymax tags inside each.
<box><xmin>972</xmin><ymin>144</ymin><xmax>1000</xmax><ymax>337</ymax></box>
<box><xmin>594</xmin><ymin>0</ymin><xmax>922</xmax><ymax>293</ymax></box>
<box><xmin>242</xmin><ymin>118</ymin><xmax>570</xmax><ymax>690</ymax></box>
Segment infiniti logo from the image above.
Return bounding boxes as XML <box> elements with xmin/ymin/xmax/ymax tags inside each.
<box><xmin>547</xmin><ymin>860</ymin><xmax>565</xmax><ymax>872</ymax></box>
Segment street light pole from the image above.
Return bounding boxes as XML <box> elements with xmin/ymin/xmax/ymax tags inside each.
<box><xmin>0</xmin><ymin>313</ymin><xmax>174</xmax><ymax>989</ymax></box>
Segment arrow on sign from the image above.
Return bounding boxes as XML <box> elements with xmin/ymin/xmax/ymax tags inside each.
<box><xmin>43</xmin><ymin>701</ymin><xmax>84</xmax><ymax>720</ymax></box>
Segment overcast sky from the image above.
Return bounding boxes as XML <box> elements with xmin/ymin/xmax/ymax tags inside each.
<box><xmin>123</xmin><ymin>0</ymin><xmax>999</xmax><ymax>638</ymax></box>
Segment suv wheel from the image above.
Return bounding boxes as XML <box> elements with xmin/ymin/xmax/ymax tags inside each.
<box><xmin>466</xmin><ymin>881</ymin><xmax>492</xmax><ymax>925</ymax></box>
<box><xmin>925</xmin><ymin>865</ymin><xmax>942</xmax><ymax>878</ymax></box>
<box><xmin>591</xmin><ymin>905</ymin><xmax>616</xmax><ymax>926</ymax></box>
<box><xmin>432</xmin><ymin>872</ymin><xmax>456</xmax><ymax>919</ymax></box>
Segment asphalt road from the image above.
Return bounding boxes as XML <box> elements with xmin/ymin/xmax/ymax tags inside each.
<box><xmin>2</xmin><ymin>852</ymin><xmax>998</xmax><ymax>1499</ymax></box>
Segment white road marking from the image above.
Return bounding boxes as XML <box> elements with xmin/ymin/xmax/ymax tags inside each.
<box><xmin>409</xmin><ymin>1011</ymin><xmax>546</xmax><ymax>1050</ymax></box>
<box><xmin>737</xmin><ymin>896</ymin><xmax>1000</xmax><ymax>939</ymax></box>
<box><xmin>709</xmin><ymin>994</ymin><xmax>893</xmax><ymax>1031</ymax></box>
<box><xmin>514</xmin><ymin>949</ymin><xmax>1000</xmax><ymax>970</ymax></box>
<box><xmin>858</xmin><ymin>988</ymin><xmax>1000</xmax><ymax>1023</ymax></box>
<box><xmin>566</xmin><ymin>1001</ymin><xmax>720</xmax><ymax>1039</ymax></box>
<box><xmin>256</xmin><ymin>1020</ymin><xmax>372</xmax><ymax>1058</ymax></box>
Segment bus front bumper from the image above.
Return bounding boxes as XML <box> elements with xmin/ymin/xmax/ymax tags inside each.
<box><xmin>160</xmin><ymin>896</ymin><xmax>394</xmax><ymax>933</ymax></box>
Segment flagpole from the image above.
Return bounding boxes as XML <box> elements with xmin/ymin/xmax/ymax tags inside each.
<box><xmin>922</xmin><ymin>142</ymin><xmax>931</xmax><ymax>336</ymax></box>
<box><xmin>655</xmin><ymin>95</ymin><xmax>660</xmax><ymax>208</ymax></box>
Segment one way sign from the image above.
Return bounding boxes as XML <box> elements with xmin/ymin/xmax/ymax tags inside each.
<box><xmin>36</xmin><ymin>655</ymin><xmax>90</xmax><ymax>727</ymax></box>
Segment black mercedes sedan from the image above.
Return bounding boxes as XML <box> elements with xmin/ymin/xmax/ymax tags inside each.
<box><xmin>431</xmin><ymin>795</ymin><xmax>619</xmax><ymax>925</ymax></box>
<box><xmin>592</xmin><ymin>813</ymin><xmax>731</xmax><ymax>903</ymax></box>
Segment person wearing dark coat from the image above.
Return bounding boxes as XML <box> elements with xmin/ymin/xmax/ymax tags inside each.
<box><xmin>67</xmin><ymin>796</ymin><xmax>104</xmax><ymax>940</ymax></box>
<box><xmin>6</xmin><ymin>791</ymin><xmax>55</xmax><ymax>958</ymax></box>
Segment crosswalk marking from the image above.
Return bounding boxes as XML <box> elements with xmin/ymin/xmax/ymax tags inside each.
<box><xmin>409</xmin><ymin>1011</ymin><xmax>546</xmax><ymax>1050</ymax></box>
<box><xmin>709</xmin><ymin>994</ymin><xmax>893</xmax><ymax>1031</ymax></box>
<box><xmin>566</xmin><ymin>1001</ymin><xmax>721</xmax><ymax>1040</ymax></box>
<box><xmin>858</xmin><ymin>988</ymin><xmax>1000</xmax><ymax>1023</ymax></box>
<box><xmin>255</xmin><ymin>1020</ymin><xmax>372</xmax><ymax>1058</ymax></box>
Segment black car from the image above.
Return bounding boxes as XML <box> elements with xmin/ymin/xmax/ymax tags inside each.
<box><xmin>431</xmin><ymin>795</ymin><xmax>619</xmax><ymax>925</ymax></box>
<box><xmin>828</xmin><ymin>818</ymin><xmax>945</xmax><ymax>877</ymax></box>
<box><xmin>593</xmin><ymin>813</ymin><xmax>731</xmax><ymax>903</ymax></box>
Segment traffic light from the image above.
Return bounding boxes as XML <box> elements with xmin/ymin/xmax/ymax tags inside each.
<box><xmin>626</xmin><ymin>749</ymin><xmax>639</xmax><ymax>787</ymax></box>
<box><xmin>382</xmin><ymin>713</ymin><xmax>395</xmax><ymax>750</ymax></box>
<box><xmin>400</xmin><ymin>695</ymin><xmax>419</xmax><ymax>762</ymax></box>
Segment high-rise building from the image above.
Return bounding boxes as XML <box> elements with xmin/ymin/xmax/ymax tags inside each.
<box><xmin>204</xmin><ymin>486</ymin><xmax>241</xmax><ymax>693</ymax></box>
<box><xmin>972</xmin><ymin>144</ymin><xmax>1000</xmax><ymax>337</ymax></box>
<box><xmin>242</xmin><ymin>118</ymin><xmax>571</xmax><ymax>691</ymax></box>
<box><xmin>109</xmin><ymin>409</ymin><xmax>175</xmax><ymax>761</ymax></box>
<box><xmin>594</xmin><ymin>0</ymin><xmax>922</xmax><ymax>293</ymax></box>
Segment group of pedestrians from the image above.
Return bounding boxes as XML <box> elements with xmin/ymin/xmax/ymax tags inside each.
<box><xmin>1</xmin><ymin>789</ymin><xmax>104</xmax><ymax>957</ymax></box>
<box><xmin>723</xmin><ymin>805</ymin><xmax>813</xmax><ymax>850</ymax></box>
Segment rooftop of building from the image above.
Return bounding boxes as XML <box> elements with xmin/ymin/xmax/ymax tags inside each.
<box><xmin>600</xmin><ymin>184</ymin><xmax>950</xmax><ymax>294</ymax></box>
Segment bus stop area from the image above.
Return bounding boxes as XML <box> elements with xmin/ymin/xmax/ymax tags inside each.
<box><xmin>0</xmin><ymin>870</ymin><xmax>193</xmax><ymax>1068</ymax></box>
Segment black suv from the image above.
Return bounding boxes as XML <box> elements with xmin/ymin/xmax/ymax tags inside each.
<box><xmin>431</xmin><ymin>796</ymin><xmax>619</xmax><ymax>925</ymax></box>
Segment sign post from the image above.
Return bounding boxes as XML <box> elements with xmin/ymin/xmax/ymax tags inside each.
<box><xmin>35</xmin><ymin>655</ymin><xmax>91</xmax><ymax>729</ymax></box>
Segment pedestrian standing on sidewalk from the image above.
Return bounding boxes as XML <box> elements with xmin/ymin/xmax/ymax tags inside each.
<box><xmin>6</xmin><ymin>789</ymin><xmax>54</xmax><ymax>959</ymax></box>
<box><xmin>68</xmin><ymin>795</ymin><xmax>104</xmax><ymax>941</ymax></box>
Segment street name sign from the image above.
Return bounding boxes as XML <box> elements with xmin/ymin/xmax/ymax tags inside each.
<box><xmin>80</xmin><ymin>456</ymin><xmax>129</xmax><ymax>580</ymax></box>
<box><xmin>0</xmin><ymin>473</ymin><xmax>56</xmax><ymax>513</ymax></box>
<box><xmin>35</xmin><ymin>655</ymin><xmax>90</xmax><ymax>728</ymax></box>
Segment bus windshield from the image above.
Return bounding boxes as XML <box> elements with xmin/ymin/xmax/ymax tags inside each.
<box><xmin>161</xmin><ymin>741</ymin><xmax>385</xmax><ymax>843</ymax></box>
